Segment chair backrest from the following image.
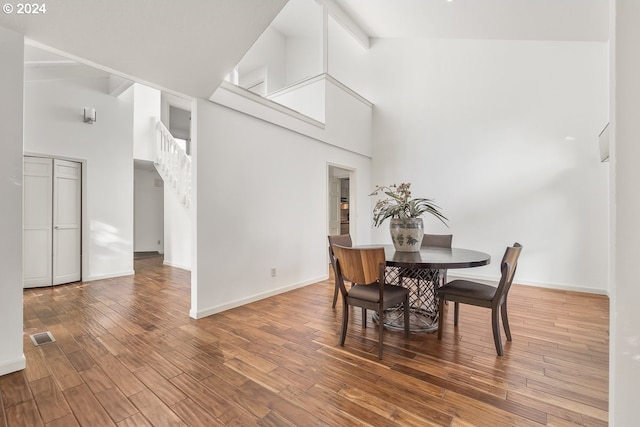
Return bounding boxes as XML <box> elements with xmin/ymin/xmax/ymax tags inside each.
<box><xmin>331</xmin><ymin>245</ymin><xmax>385</xmax><ymax>291</ymax></box>
<box><xmin>493</xmin><ymin>242</ymin><xmax>523</xmax><ymax>305</ymax></box>
<box><xmin>328</xmin><ymin>234</ymin><xmax>352</xmax><ymax>270</ymax></box>
<box><xmin>421</xmin><ymin>234</ymin><xmax>453</xmax><ymax>248</ymax></box>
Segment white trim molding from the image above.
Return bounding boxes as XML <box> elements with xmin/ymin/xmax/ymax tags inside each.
<box><xmin>189</xmin><ymin>275</ymin><xmax>327</xmax><ymax>319</ymax></box>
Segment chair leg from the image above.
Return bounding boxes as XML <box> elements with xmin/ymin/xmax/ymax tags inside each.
<box><xmin>362</xmin><ymin>308</ymin><xmax>367</xmax><ymax>328</ymax></box>
<box><xmin>491</xmin><ymin>307</ymin><xmax>504</xmax><ymax>356</ymax></box>
<box><xmin>440</xmin><ymin>271</ymin><xmax>449</xmax><ymax>306</ymax></box>
<box><xmin>454</xmin><ymin>302</ymin><xmax>459</xmax><ymax>326</ymax></box>
<box><xmin>378</xmin><ymin>310</ymin><xmax>384</xmax><ymax>359</ymax></box>
<box><xmin>339</xmin><ymin>300</ymin><xmax>349</xmax><ymax>346</ymax></box>
<box><xmin>501</xmin><ymin>300</ymin><xmax>512</xmax><ymax>341</ymax></box>
<box><xmin>403</xmin><ymin>295</ymin><xmax>410</xmax><ymax>339</ymax></box>
<box><xmin>437</xmin><ymin>297</ymin><xmax>445</xmax><ymax>340</ymax></box>
<box><xmin>332</xmin><ymin>280</ymin><xmax>339</xmax><ymax>308</ymax></box>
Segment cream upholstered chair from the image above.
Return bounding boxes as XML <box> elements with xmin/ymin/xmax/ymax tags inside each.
<box><xmin>332</xmin><ymin>245</ymin><xmax>410</xmax><ymax>359</ymax></box>
<box><xmin>327</xmin><ymin>234</ymin><xmax>352</xmax><ymax>308</ymax></box>
<box><xmin>437</xmin><ymin>243</ymin><xmax>522</xmax><ymax>356</ymax></box>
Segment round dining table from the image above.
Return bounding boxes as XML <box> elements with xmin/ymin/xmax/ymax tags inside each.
<box><xmin>374</xmin><ymin>245</ymin><xmax>491</xmax><ymax>332</ymax></box>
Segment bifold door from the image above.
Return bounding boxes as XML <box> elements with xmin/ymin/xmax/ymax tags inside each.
<box><xmin>23</xmin><ymin>157</ymin><xmax>81</xmax><ymax>288</ymax></box>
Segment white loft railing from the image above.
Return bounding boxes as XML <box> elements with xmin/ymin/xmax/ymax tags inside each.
<box><xmin>155</xmin><ymin>121</ymin><xmax>192</xmax><ymax>207</ymax></box>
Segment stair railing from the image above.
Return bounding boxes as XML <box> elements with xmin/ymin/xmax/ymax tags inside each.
<box><xmin>155</xmin><ymin>121</ymin><xmax>191</xmax><ymax>207</ymax></box>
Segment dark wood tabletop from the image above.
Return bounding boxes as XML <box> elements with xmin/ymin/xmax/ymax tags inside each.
<box><xmin>381</xmin><ymin>245</ymin><xmax>491</xmax><ymax>270</ymax></box>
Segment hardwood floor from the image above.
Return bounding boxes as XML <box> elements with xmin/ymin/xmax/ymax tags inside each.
<box><xmin>1</xmin><ymin>255</ymin><xmax>609</xmax><ymax>426</ymax></box>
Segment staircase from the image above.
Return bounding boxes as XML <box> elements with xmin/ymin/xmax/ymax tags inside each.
<box><xmin>155</xmin><ymin>121</ymin><xmax>192</xmax><ymax>207</ymax></box>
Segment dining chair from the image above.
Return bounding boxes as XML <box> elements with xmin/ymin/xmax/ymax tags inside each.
<box><xmin>421</xmin><ymin>234</ymin><xmax>453</xmax><ymax>286</ymax></box>
<box><xmin>436</xmin><ymin>242</ymin><xmax>522</xmax><ymax>356</ymax></box>
<box><xmin>398</xmin><ymin>233</ymin><xmax>453</xmax><ymax>297</ymax></box>
<box><xmin>421</xmin><ymin>233</ymin><xmax>453</xmax><ymax>249</ymax></box>
<box><xmin>328</xmin><ymin>234</ymin><xmax>352</xmax><ymax>308</ymax></box>
<box><xmin>332</xmin><ymin>244</ymin><xmax>410</xmax><ymax>359</ymax></box>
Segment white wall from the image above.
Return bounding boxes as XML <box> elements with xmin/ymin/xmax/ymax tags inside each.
<box><xmin>134</xmin><ymin>166</ymin><xmax>164</xmax><ymax>252</ymax></box>
<box><xmin>190</xmin><ymin>98</ymin><xmax>371</xmax><ymax>318</ymax></box>
<box><xmin>268</xmin><ymin>77</ymin><xmax>326</xmax><ymax>122</ymax></box>
<box><xmin>212</xmin><ymin>76</ymin><xmax>372</xmax><ymax>158</ymax></box>
<box><xmin>24</xmin><ymin>77</ymin><xmax>135</xmax><ymax>281</ymax></box>
<box><xmin>163</xmin><ymin>184</ymin><xmax>191</xmax><ymax>270</ymax></box>
<box><xmin>238</xmin><ymin>27</ymin><xmax>286</xmax><ymax>93</ymax></box>
<box><xmin>330</xmin><ymin>37</ymin><xmax>609</xmax><ymax>293</ymax></box>
<box><xmin>610</xmin><ymin>1</ymin><xmax>640</xmax><ymax>424</ymax></box>
<box><xmin>133</xmin><ymin>83</ymin><xmax>161</xmax><ymax>162</ymax></box>
<box><xmin>238</xmin><ymin>27</ymin><xmax>322</xmax><ymax>94</ymax></box>
<box><xmin>0</xmin><ymin>26</ymin><xmax>25</xmax><ymax>376</ymax></box>
<box><xmin>286</xmin><ymin>35</ymin><xmax>322</xmax><ymax>85</ymax></box>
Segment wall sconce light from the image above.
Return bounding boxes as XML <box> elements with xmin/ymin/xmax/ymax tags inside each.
<box><xmin>83</xmin><ymin>107</ymin><xmax>96</xmax><ymax>124</ymax></box>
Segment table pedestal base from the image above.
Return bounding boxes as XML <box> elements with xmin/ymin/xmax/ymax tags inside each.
<box><xmin>374</xmin><ymin>266</ymin><xmax>442</xmax><ymax>332</ymax></box>
<box><xmin>372</xmin><ymin>307</ymin><xmax>438</xmax><ymax>332</ymax></box>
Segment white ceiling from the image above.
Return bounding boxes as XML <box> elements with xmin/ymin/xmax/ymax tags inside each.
<box><xmin>24</xmin><ymin>44</ymin><xmax>112</xmax><ymax>82</ymax></box>
<box><xmin>0</xmin><ymin>0</ymin><xmax>287</xmax><ymax>99</ymax></box>
<box><xmin>334</xmin><ymin>0</ymin><xmax>608</xmax><ymax>41</ymax></box>
<box><xmin>1</xmin><ymin>0</ymin><xmax>608</xmax><ymax>100</ymax></box>
<box><xmin>271</xmin><ymin>0</ymin><xmax>324</xmax><ymax>37</ymax></box>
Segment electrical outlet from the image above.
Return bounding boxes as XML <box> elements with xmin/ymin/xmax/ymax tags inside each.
<box><xmin>271</xmin><ymin>267</ymin><xmax>277</xmax><ymax>277</ymax></box>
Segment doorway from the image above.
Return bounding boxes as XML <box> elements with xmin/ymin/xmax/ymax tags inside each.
<box><xmin>328</xmin><ymin>166</ymin><xmax>352</xmax><ymax>237</ymax></box>
<box><xmin>23</xmin><ymin>156</ymin><xmax>82</xmax><ymax>288</ymax></box>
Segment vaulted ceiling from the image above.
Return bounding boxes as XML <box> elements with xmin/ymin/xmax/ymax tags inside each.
<box><xmin>0</xmin><ymin>0</ymin><xmax>608</xmax><ymax>99</ymax></box>
<box><xmin>0</xmin><ymin>0</ymin><xmax>287</xmax><ymax>99</ymax></box>
<box><xmin>336</xmin><ymin>0</ymin><xmax>608</xmax><ymax>41</ymax></box>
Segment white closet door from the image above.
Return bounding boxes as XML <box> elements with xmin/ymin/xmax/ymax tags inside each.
<box><xmin>52</xmin><ymin>159</ymin><xmax>81</xmax><ymax>285</ymax></box>
<box><xmin>23</xmin><ymin>157</ymin><xmax>53</xmax><ymax>288</ymax></box>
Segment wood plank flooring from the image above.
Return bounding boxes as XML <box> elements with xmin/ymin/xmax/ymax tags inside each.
<box><xmin>1</xmin><ymin>255</ymin><xmax>609</xmax><ymax>426</ymax></box>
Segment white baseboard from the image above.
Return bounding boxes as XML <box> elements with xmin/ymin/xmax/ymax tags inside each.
<box><xmin>190</xmin><ymin>275</ymin><xmax>327</xmax><ymax>319</ymax></box>
<box><xmin>163</xmin><ymin>260</ymin><xmax>191</xmax><ymax>271</ymax></box>
<box><xmin>84</xmin><ymin>270</ymin><xmax>135</xmax><ymax>282</ymax></box>
<box><xmin>0</xmin><ymin>354</ymin><xmax>26</xmax><ymax>376</ymax></box>
<box><xmin>447</xmin><ymin>272</ymin><xmax>608</xmax><ymax>295</ymax></box>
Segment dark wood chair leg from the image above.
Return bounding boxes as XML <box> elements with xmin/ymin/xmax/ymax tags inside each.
<box><xmin>403</xmin><ymin>295</ymin><xmax>410</xmax><ymax>339</ymax></box>
<box><xmin>362</xmin><ymin>308</ymin><xmax>367</xmax><ymax>328</ymax></box>
<box><xmin>491</xmin><ymin>307</ymin><xmax>503</xmax><ymax>356</ymax></box>
<box><xmin>378</xmin><ymin>310</ymin><xmax>384</xmax><ymax>359</ymax></box>
<box><xmin>437</xmin><ymin>297</ymin><xmax>445</xmax><ymax>340</ymax></box>
<box><xmin>332</xmin><ymin>282</ymin><xmax>339</xmax><ymax>308</ymax></box>
<box><xmin>340</xmin><ymin>300</ymin><xmax>349</xmax><ymax>346</ymax></box>
<box><xmin>454</xmin><ymin>302</ymin><xmax>459</xmax><ymax>326</ymax></box>
<box><xmin>501</xmin><ymin>301</ymin><xmax>512</xmax><ymax>341</ymax></box>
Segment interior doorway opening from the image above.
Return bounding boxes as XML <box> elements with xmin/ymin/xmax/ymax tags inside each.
<box><xmin>134</xmin><ymin>160</ymin><xmax>164</xmax><ymax>260</ymax></box>
<box><xmin>328</xmin><ymin>165</ymin><xmax>353</xmax><ymax>238</ymax></box>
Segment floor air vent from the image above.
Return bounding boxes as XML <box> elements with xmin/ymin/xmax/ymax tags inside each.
<box><xmin>30</xmin><ymin>331</ymin><xmax>55</xmax><ymax>346</ymax></box>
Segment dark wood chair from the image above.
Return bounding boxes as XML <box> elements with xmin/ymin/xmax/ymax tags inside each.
<box><xmin>421</xmin><ymin>234</ymin><xmax>453</xmax><ymax>286</ymax></box>
<box><xmin>328</xmin><ymin>234</ymin><xmax>352</xmax><ymax>308</ymax></box>
<box><xmin>332</xmin><ymin>245</ymin><xmax>410</xmax><ymax>359</ymax></box>
<box><xmin>436</xmin><ymin>242</ymin><xmax>522</xmax><ymax>356</ymax></box>
<box><xmin>421</xmin><ymin>233</ymin><xmax>453</xmax><ymax>249</ymax></box>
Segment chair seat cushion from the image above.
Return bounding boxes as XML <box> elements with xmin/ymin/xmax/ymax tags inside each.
<box><xmin>437</xmin><ymin>279</ymin><xmax>497</xmax><ymax>301</ymax></box>
<box><xmin>348</xmin><ymin>283</ymin><xmax>408</xmax><ymax>303</ymax></box>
